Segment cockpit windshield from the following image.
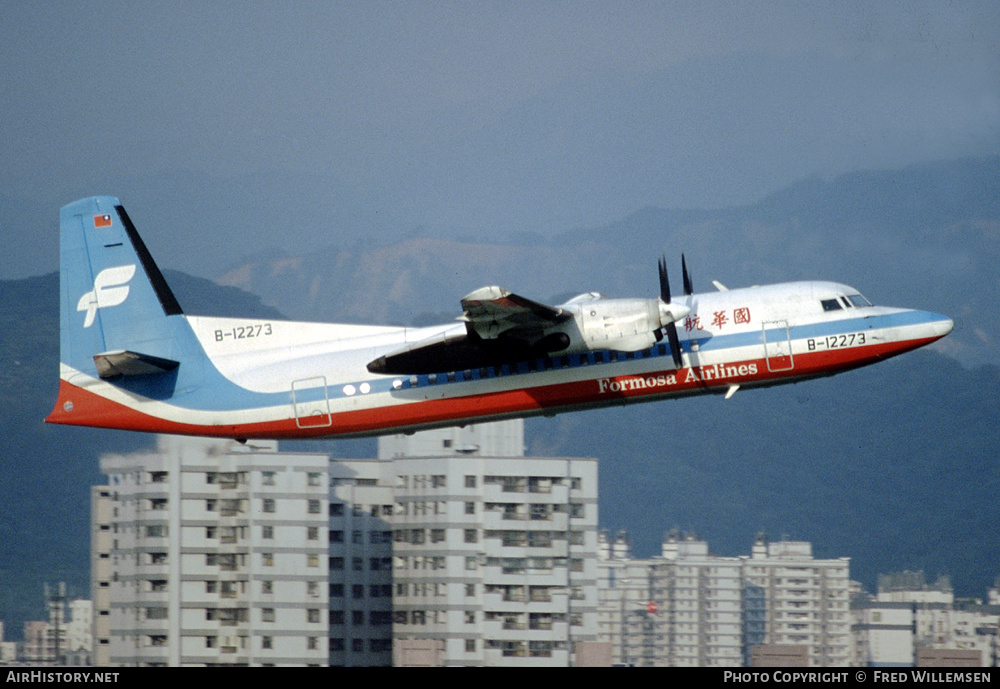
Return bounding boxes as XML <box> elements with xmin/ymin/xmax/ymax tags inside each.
<box><xmin>821</xmin><ymin>294</ymin><xmax>872</xmax><ymax>312</ymax></box>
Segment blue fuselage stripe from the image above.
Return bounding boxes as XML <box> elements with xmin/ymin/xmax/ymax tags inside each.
<box><xmin>107</xmin><ymin>309</ymin><xmax>943</xmax><ymax>412</ymax></box>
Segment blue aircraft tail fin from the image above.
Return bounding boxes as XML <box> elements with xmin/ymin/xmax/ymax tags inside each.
<box><xmin>53</xmin><ymin>196</ymin><xmax>206</xmax><ymax>385</ymax></box>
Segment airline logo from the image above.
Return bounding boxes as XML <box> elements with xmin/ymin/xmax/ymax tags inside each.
<box><xmin>77</xmin><ymin>265</ymin><xmax>137</xmax><ymax>328</ymax></box>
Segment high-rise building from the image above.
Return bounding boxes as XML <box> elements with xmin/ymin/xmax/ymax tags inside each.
<box><xmin>597</xmin><ymin>532</ymin><xmax>742</xmax><ymax>666</ymax></box>
<box><xmin>93</xmin><ymin>421</ymin><xmax>599</xmax><ymax>667</ymax></box>
<box><xmin>384</xmin><ymin>420</ymin><xmax>600</xmax><ymax>666</ymax></box>
<box><xmin>326</xmin><ymin>458</ymin><xmax>395</xmax><ymax>666</ymax></box>
<box><xmin>19</xmin><ymin>587</ymin><xmax>91</xmax><ymax>665</ymax></box>
<box><xmin>94</xmin><ymin>436</ymin><xmax>329</xmax><ymax>666</ymax></box>
<box><xmin>597</xmin><ymin>532</ymin><xmax>851</xmax><ymax>667</ymax></box>
<box><xmin>741</xmin><ymin>536</ymin><xmax>851</xmax><ymax>666</ymax></box>
<box><xmin>851</xmin><ymin>571</ymin><xmax>1000</xmax><ymax>667</ymax></box>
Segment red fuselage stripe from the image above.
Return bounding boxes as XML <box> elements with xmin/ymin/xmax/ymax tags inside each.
<box><xmin>47</xmin><ymin>335</ymin><xmax>937</xmax><ymax>439</ymax></box>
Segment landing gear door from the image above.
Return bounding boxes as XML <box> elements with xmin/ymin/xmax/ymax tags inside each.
<box><xmin>762</xmin><ymin>320</ymin><xmax>794</xmax><ymax>372</ymax></box>
<box><xmin>292</xmin><ymin>377</ymin><xmax>332</xmax><ymax>428</ymax></box>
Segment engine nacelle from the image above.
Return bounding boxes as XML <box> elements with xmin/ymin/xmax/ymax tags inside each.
<box><xmin>576</xmin><ymin>297</ymin><xmax>662</xmax><ymax>352</ymax></box>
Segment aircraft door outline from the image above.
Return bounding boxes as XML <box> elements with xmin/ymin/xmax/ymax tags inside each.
<box><xmin>762</xmin><ymin>320</ymin><xmax>794</xmax><ymax>372</ymax></box>
<box><xmin>292</xmin><ymin>377</ymin><xmax>332</xmax><ymax>428</ymax></box>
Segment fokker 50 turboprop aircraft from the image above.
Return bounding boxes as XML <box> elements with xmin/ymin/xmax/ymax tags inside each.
<box><xmin>47</xmin><ymin>196</ymin><xmax>953</xmax><ymax>440</ymax></box>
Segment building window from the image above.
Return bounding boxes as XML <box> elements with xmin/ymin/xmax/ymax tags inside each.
<box><xmin>307</xmin><ymin>472</ymin><xmax>321</xmax><ymax>486</ymax></box>
<box><xmin>465</xmin><ymin>501</ymin><xmax>475</xmax><ymax>514</ymax></box>
<box><xmin>262</xmin><ymin>471</ymin><xmax>276</xmax><ymax>486</ymax></box>
<box><xmin>329</xmin><ymin>557</ymin><xmax>344</xmax><ymax>570</ymax></box>
<box><xmin>465</xmin><ymin>639</ymin><xmax>476</xmax><ymax>653</ymax></box>
<box><xmin>262</xmin><ymin>636</ymin><xmax>273</xmax><ymax>650</ymax></box>
<box><xmin>262</xmin><ymin>498</ymin><xmax>275</xmax><ymax>513</ymax></box>
<box><xmin>465</xmin><ymin>475</ymin><xmax>476</xmax><ymax>488</ymax></box>
<box><xmin>308</xmin><ymin>499</ymin><xmax>321</xmax><ymax>514</ymax></box>
<box><xmin>307</xmin><ymin>553</ymin><xmax>319</xmax><ymax>567</ymax></box>
<box><xmin>464</xmin><ymin>529</ymin><xmax>478</xmax><ymax>543</ymax></box>
<box><xmin>262</xmin><ymin>608</ymin><xmax>275</xmax><ymax>623</ymax></box>
<box><xmin>262</xmin><ymin>525</ymin><xmax>274</xmax><ymax>539</ymax></box>
<box><xmin>307</xmin><ymin>609</ymin><xmax>321</xmax><ymax>624</ymax></box>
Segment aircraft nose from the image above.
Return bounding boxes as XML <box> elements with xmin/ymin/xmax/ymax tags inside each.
<box><xmin>933</xmin><ymin>315</ymin><xmax>954</xmax><ymax>338</ymax></box>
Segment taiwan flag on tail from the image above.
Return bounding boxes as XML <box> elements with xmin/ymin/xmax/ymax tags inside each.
<box><xmin>94</xmin><ymin>214</ymin><xmax>112</xmax><ymax>228</ymax></box>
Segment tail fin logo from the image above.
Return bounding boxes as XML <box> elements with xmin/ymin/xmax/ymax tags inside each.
<box><xmin>77</xmin><ymin>264</ymin><xmax>137</xmax><ymax>327</ymax></box>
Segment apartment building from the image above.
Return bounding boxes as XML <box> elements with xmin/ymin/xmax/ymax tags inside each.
<box><xmin>93</xmin><ymin>421</ymin><xmax>599</xmax><ymax>666</ymax></box>
<box><xmin>741</xmin><ymin>536</ymin><xmax>851</xmax><ymax>666</ymax></box>
<box><xmin>852</xmin><ymin>572</ymin><xmax>1000</xmax><ymax>666</ymax></box>
<box><xmin>94</xmin><ymin>435</ymin><xmax>329</xmax><ymax>666</ymax></box>
<box><xmin>384</xmin><ymin>420</ymin><xmax>600</xmax><ymax>666</ymax></box>
<box><xmin>597</xmin><ymin>533</ymin><xmax>851</xmax><ymax>667</ymax></box>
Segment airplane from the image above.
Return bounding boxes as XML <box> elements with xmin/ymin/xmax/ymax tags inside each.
<box><xmin>47</xmin><ymin>196</ymin><xmax>954</xmax><ymax>441</ymax></box>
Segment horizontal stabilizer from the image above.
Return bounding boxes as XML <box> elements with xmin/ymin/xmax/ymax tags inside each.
<box><xmin>93</xmin><ymin>350</ymin><xmax>179</xmax><ymax>380</ymax></box>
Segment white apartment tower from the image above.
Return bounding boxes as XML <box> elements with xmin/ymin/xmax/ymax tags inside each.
<box><xmin>597</xmin><ymin>533</ymin><xmax>851</xmax><ymax>667</ymax></box>
<box><xmin>742</xmin><ymin>536</ymin><xmax>851</xmax><ymax>666</ymax></box>
<box><xmin>384</xmin><ymin>420</ymin><xmax>601</xmax><ymax>666</ymax></box>
<box><xmin>94</xmin><ymin>436</ymin><xmax>330</xmax><ymax>666</ymax></box>
<box><xmin>597</xmin><ymin>532</ymin><xmax>742</xmax><ymax>666</ymax></box>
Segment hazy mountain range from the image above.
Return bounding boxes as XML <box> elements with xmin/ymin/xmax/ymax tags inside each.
<box><xmin>212</xmin><ymin>156</ymin><xmax>998</xmax><ymax>368</ymax></box>
<box><xmin>1</xmin><ymin>156</ymin><xmax>997</xmax><ymax>636</ymax></box>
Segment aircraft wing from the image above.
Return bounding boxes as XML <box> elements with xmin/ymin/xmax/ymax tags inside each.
<box><xmin>459</xmin><ymin>286</ymin><xmax>571</xmax><ymax>339</ymax></box>
<box><xmin>367</xmin><ymin>287</ymin><xmax>572</xmax><ymax>375</ymax></box>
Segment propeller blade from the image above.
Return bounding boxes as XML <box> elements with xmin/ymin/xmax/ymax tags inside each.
<box><xmin>682</xmin><ymin>253</ymin><xmax>693</xmax><ymax>296</ymax></box>
<box><xmin>665</xmin><ymin>321</ymin><xmax>683</xmax><ymax>368</ymax></box>
<box><xmin>657</xmin><ymin>255</ymin><xmax>684</xmax><ymax>367</ymax></box>
<box><xmin>658</xmin><ymin>256</ymin><xmax>671</xmax><ymax>304</ymax></box>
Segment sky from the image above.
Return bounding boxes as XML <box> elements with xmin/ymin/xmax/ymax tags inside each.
<box><xmin>2</xmin><ymin>1</ymin><xmax>998</xmax><ymax>278</ymax></box>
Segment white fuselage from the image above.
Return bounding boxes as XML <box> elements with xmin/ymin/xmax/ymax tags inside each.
<box><xmin>49</xmin><ymin>280</ymin><xmax>952</xmax><ymax>439</ymax></box>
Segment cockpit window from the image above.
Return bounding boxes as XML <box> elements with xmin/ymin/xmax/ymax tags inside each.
<box><xmin>846</xmin><ymin>294</ymin><xmax>872</xmax><ymax>308</ymax></box>
<box><xmin>821</xmin><ymin>299</ymin><xmax>842</xmax><ymax>312</ymax></box>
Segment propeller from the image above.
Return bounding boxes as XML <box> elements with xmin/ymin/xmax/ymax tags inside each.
<box><xmin>657</xmin><ymin>256</ymin><xmax>689</xmax><ymax>368</ymax></box>
<box><xmin>682</xmin><ymin>252</ymin><xmax>694</xmax><ymax>296</ymax></box>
